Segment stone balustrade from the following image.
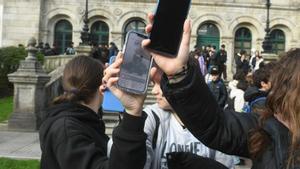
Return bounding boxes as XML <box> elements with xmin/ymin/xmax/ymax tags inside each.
<box><xmin>43</xmin><ymin>55</ymin><xmax>75</xmax><ymax>73</ymax></box>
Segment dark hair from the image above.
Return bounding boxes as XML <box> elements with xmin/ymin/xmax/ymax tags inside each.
<box><xmin>53</xmin><ymin>55</ymin><xmax>104</xmax><ymax>105</ymax></box>
<box><xmin>237</xmin><ymin>80</ymin><xmax>248</xmax><ymax>91</ymax></box>
<box><xmin>253</xmin><ymin>68</ymin><xmax>270</xmax><ymax>88</ymax></box>
<box><xmin>249</xmin><ymin>48</ymin><xmax>300</xmax><ymax>167</ymax></box>
<box><xmin>253</xmin><ymin>62</ymin><xmax>276</xmax><ymax>88</ymax></box>
<box><xmin>240</xmin><ymin>50</ymin><xmax>247</xmax><ymax>55</ymax></box>
<box><xmin>233</xmin><ymin>70</ymin><xmax>246</xmax><ymax>81</ymax></box>
<box><xmin>212</xmin><ymin>45</ymin><xmax>216</xmax><ymax>50</ymax></box>
<box><xmin>221</xmin><ymin>44</ymin><xmax>225</xmax><ymax>48</ymax></box>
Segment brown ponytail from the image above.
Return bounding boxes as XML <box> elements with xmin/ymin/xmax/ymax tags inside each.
<box><xmin>52</xmin><ymin>55</ymin><xmax>104</xmax><ymax>105</ymax></box>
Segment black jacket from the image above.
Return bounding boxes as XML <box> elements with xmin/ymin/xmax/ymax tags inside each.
<box><xmin>216</xmin><ymin>50</ymin><xmax>227</xmax><ymax>64</ymax></box>
<box><xmin>161</xmin><ymin>64</ymin><xmax>299</xmax><ymax>169</ymax></box>
<box><xmin>235</xmin><ymin>57</ymin><xmax>250</xmax><ymax>74</ymax></box>
<box><xmin>39</xmin><ymin>102</ymin><xmax>147</xmax><ymax>169</ymax></box>
<box><xmin>208</xmin><ymin>79</ymin><xmax>227</xmax><ymax>108</ymax></box>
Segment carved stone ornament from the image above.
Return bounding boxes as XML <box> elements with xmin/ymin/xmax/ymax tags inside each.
<box><xmin>114</xmin><ymin>8</ymin><xmax>122</xmax><ymax>16</ymax></box>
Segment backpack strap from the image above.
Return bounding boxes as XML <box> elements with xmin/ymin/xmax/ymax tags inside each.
<box><xmin>209</xmin><ymin>149</ymin><xmax>216</xmax><ymax>159</ymax></box>
<box><xmin>151</xmin><ymin>110</ymin><xmax>160</xmax><ymax>150</ymax></box>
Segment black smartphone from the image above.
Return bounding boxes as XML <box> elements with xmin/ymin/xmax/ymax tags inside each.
<box><xmin>148</xmin><ymin>0</ymin><xmax>191</xmax><ymax>57</ymax></box>
<box><xmin>117</xmin><ymin>31</ymin><xmax>153</xmax><ymax>94</ymax></box>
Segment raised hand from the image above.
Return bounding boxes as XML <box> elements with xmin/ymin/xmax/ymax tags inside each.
<box><xmin>142</xmin><ymin>13</ymin><xmax>192</xmax><ymax>76</ymax></box>
<box><xmin>102</xmin><ymin>52</ymin><xmax>146</xmax><ymax>116</ymax></box>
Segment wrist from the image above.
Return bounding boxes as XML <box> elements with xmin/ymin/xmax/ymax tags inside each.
<box><xmin>125</xmin><ymin>108</ymin><xmax>142</xmax><ymax>117</ymax></box>
<box><xmin>167</xmin><ymin>64</ymin><xmax>189</xmax><ymax>84</ymax></box>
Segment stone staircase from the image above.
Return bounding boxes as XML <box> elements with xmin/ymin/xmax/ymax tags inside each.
<box><xmin>103</xmin><ymin>84</ymin><xmax>155</xmax><ymax>137</ymax></box>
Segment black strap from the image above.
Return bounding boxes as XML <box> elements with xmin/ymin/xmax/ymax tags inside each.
<box><xmin>151</xmin><ymin>110</ymin><xmax>160</xmax><ymax>150</ymax></box>
<box><xmin>209</xmin><ymin>149</ymin><xmax>216</xmax><ymax>159</ymax></box>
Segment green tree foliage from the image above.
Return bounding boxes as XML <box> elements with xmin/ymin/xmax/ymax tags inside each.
<box><xmin>0</xmin><ymin>46</ymin><xmax>44</xmax><ymax>97</ymax></box>
<box><xmin>0</xmin><ymin>46</ymin><xmax>44</xmax><ymax>76</ymax></box>
<box><xmin>0</xmin><ymin>46</ymin><xmax>26</xmax><ymax>76</ymax></box>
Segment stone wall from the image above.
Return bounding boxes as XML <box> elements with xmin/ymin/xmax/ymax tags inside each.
<box><xmin>1</xmin><ymin>0</ymin><xmax>300</xmax><ymax>76</ymax></box>
<box><xmin>2</xmin><ymin>0</ymin><xmax>41</xmax><ymax>46</ymax></box>
<box><xmin>0</xmin><ymin>0</ymin><xmax>3</xmax><ymax>47</ymax></box>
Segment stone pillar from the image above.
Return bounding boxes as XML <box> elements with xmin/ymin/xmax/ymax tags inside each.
<box><xmin>261</xmin><ymin>52</ymin><xmax>278</xmax><ymax>63</ymax></box>
<box><xmin>75</xmin><ymin>45</ymin><xmax>92</xmax><ymax>56</ymax></box>
<box><xmin>220</xmin><ymin>37</ymin><xmax>234</xmax><ymax>80</ymax></box>
<box><xmin>111</xmin><ymin>32</ymin><xmax>123</xmax><ymax>50</ymax></box>
<box><xmin>8</xmin><ymin>37</ymin><xmax>50</xmax><ymax>131</ymax></box>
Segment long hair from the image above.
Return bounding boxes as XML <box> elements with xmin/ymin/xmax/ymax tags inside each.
<box><xmin>53</xmin><ymin>55</ymin><xmax>104</xmax><ymax>105</ymax></box>
<box><xmin>249</xmin><ymin>48</ymin><xmax>300</xmax><ymax>167</ymax></box>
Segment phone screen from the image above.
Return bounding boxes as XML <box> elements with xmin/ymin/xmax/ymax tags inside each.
<box><xmin>118</xmin><ymin>31</ymin><xmax>153</xmax><ymax>94</ymax></box>
<box><xmin>148</xmin><ymin>0</ymin><xmax>191</xmax><ymax>57</ymax></box>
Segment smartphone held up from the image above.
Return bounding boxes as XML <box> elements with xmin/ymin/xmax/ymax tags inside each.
<box><xmin>102</xmin><ymin>56</ymin><xmax>125</xmax><ymax>113</ymax></box>
<box><xmin>117</xmin><ymin>31</ymin><xmax>153</xmax><ymax>95</ymax></box>
<box><xmin>147</xmin><ymin>0</ymin><xmax>191</xmax><ymax>57</ymax></box>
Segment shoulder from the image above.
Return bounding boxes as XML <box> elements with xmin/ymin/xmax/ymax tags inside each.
<box><xmin>50</xmin><ymin>116</ymin><xmax>89</xmax><ymax>140</ymax></box>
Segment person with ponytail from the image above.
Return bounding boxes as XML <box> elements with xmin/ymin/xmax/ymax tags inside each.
<box><xmin>39</xmin><ymin>55</ymin><xmax>147</xmax><ymax>169</ymax></box>
<box><xmin>143</xmin><ymin>13</ymin><xmax>300</xmax><ymax>169</ymax></box>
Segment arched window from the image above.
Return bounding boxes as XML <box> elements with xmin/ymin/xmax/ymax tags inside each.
<box><xmin>197</xmin><ymin>23</ymin><xmax>220</xmax><ymax>50</ymax></box>
<box><xmin>234</xmin><ymin>27</ymin><xmax>252</xmax><ymax>55</ymax></box>
<box><xmin>91</xmin><ymin>21</ymin><xmax>109</xmax><ymax>45</ymax></box>
<box><xmin>54</xmin><ymin>20</ymin><xmax>73</xmax><ymax>54</ymax></box>
<box><xmin>270</xmin><ymin>29</ymin><xmax>285</xmax><ymax>55</ymax></box>
<box><xmin>123</xmin><ymin>19</ymin><xmax>146</xmax><ymax>43</ymax></box>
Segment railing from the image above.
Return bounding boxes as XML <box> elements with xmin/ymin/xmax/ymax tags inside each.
<box><xmin>43</xmin><ymin>55</ymin><xmax>75</xmax><ymax>73</ymax></box>
<box><xmin>44</xmin><ymin>65</ymin><xmax>65</xmax><ymax>106</ymax></box>
<box><xmin>43</xmin><ymin>55</ymin><xmax>75</xmax><ymax>106</ymax></box>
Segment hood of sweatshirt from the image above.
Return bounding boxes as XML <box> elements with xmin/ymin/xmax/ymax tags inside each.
<box><xmin>39</xmin><ymin>102</ymin><xmax>107</xmax><ymax>150</ymax></box>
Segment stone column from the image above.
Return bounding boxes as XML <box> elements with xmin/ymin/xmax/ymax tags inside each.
<box><xmin>221</xmin><ymin>37</ymin><xmax>234</xmax><ymax>80</ymax></box>
<box><xmin>8</xmin><ymin>37</ymin><xmax>50</xmax><ymax>131</ymax></box>
<box><xmin>261</xmin><ymin>53</ymin><xmax>278</xmax><ymax>63</ymax></box>
<box><xmin>75</xmin><ymin>45</ymin><xmax>92</xmax><ymax>56</ymax></box>
<box><xmin>111</xmin><ymin>31</ymin><xmax>123</xmax><ymax>50</ymax></box>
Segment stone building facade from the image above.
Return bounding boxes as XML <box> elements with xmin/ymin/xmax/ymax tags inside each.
<box><xmin>1</xmin><ymin>0</ymin><xmax>300</xmax><ymax>75</ymax></box>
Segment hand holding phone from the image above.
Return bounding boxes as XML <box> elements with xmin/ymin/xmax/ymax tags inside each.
<box><xmin>102</xmin><ymin>52</ymin><xmax>147</xmax><ymax>116</ymax></box>
<box><xmin>143</xmin><ymin>15</ymin><xmax>192</xmax><ymax>76</ymax></box>
<box><xmin>102</xmin><ymin>56</ymin><xmax>125</xmax><ymax>113</ymax></box>
<box><xmin>147</xmin><ymin>0</ymin><xmax>191</xmax><ymax>57</ymax></box>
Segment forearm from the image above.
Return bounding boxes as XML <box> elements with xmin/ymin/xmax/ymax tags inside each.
<box><xmin>161</xmin><ymin>64</ymin><xmax>220</xmax><ymax>139</ymax></box>
<box><xmin>109</xmin><ymin>112</ymin><xmax>147</xmax><ymax>169</ymax></box>
<box><xmin>161</xmin><ymin>64</ymin><xmax>257</xmax><ymax>157</ymax></box>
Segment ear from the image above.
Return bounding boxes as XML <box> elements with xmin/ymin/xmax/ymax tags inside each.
<box><xmin>99</xmin><ymin>85</ymin><xmax>105</xmax><ymax>95</ymax></box>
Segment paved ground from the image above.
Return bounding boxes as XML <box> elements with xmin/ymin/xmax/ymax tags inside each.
<box><xmin>0</xmin><ymin>122</ymin><xmax>251</xmax><ymax>168</ymax></box>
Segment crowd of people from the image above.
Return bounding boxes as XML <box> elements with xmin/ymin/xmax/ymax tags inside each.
<box><xmin>91</xmin><ymin>42</ymin><xmax>119</xmax><ymax>64</ymax></box>
<box><xmin>35</xmin><ymin>41</ymin><xmax>119</xmax><ymax>60</ymax></box>
<box><xmin>38</xmin><ymin>13</ymin><xmax>300</xmax><ymax>169</ymax></box>
<box><xmin>189</xmin><ymin>44</ymin><xmax>270</xmax><ymax>115</ymax></box>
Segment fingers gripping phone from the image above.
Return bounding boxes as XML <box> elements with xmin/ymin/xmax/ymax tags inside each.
<box><xmin>102</xmin><ymin>56</ymin><xmax>125</xmax><ymax>113</ymax></box>
<box><xmin>148</xmin><ymin>0</ymin><xmax>191</xmax><ymax>57</ymax></box>
<box><xmin>117</xmin><ymin>31</ymin><xmax>153</xmax><ymax>94</ymax></box>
